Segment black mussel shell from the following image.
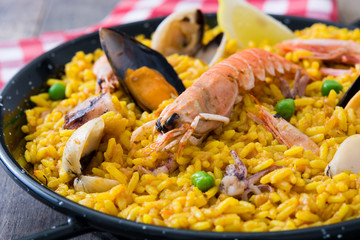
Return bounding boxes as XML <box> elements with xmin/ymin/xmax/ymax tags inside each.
<box><xmin>99</xmin><ymin>28</ymin><xmax>185</xmax><ymax>96</ymax></box>
<box><xmin>338</xmin><ymin>75</ymin><xmax>360</xmax><ymax>108</ymax></box>
<box><xmin>195</xmin><ymin>32</ymin><xmax>224</xmax><ymax>65</ymax></box>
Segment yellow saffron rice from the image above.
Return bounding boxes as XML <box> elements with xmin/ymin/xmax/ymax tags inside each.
<box><xmin>22</xmin><ymin>23</ymin><xmax>360</xmax><ymax>232</ymax></box>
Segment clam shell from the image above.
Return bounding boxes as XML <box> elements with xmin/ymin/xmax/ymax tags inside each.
<box><xmin>151</xmin><ymin>8</ymin><xmax>204</xmax><ymax>57</ymax></box>
<box><xmin>325</xmin><ymin>134</ymin><xmax>360</xmax><ymax>177</ymax></box>
<box><xmin>74</xmin><ymin>175</ymin><xmax>119</xmax><ymax>193</ymax></box>
<box><xmin>99</xmin><ymin>28</ymin><xmax>185</xmax><ymax>95</ymax></box>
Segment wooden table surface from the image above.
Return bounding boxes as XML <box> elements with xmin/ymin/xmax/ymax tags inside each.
<box><xmin>0</xmin><ymin>1</ymin><xmax>120</xmax><ymax>239</ymax></box>
<box><xmin>1</xmin><ymin>0</ymin><xmax>360</xmax><ymax>239</ymax></box>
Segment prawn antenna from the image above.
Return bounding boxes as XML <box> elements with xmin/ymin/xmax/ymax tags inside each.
<box><xmin>143</xmin><ymin>143</ymin><xmax>158</xmax><ymax>155</ymax></box>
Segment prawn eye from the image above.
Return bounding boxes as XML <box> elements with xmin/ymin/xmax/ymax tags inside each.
<box><xmin>156</xmin><ymin>118</ymin><xmax>166</xmax><ymax>133</ymax></box>
<box><xmin>164</xmin><ymin>113</ymin><xmax>179</xmax><ymax>131</ymax></box>
<box><xmin>155</xmin><ymin>113</ymin><xmax>180</xmax><ymax>134</ymax></box>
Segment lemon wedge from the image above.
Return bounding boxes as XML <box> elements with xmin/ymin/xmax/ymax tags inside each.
<box><xmin>218</xmin><ymin>0</ymin><xmax>295</xmax><ymax>48</ymax></box>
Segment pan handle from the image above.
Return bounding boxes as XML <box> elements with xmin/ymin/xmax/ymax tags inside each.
<box><xmin>16</xmin><ymin>217</ymin><xmax>93</xmax><ymax>240</ymax></box>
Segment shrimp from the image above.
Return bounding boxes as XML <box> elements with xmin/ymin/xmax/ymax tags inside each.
<box><xmin>319</xmin><ymin>68</ymin><xmax>353</xmax><ymax>77</ymax></box>
<box><xmin>131</xmin><ymin>48</ymin><xmax>309</xmax><ymax>155</ymax></box>
<box><xmin>93</xmin><ymin>55</ymin><xmax>120</xmax><ymax>94</ymax></box>
<box><xmin>276</xmin><ymin>39</ymin><xmax>360</xmax><ymax>65</ymax></box>
<box><xmin>247</xmin><ymin>100</ymin><xmax>319</xmax><ymax>155</ymax></box>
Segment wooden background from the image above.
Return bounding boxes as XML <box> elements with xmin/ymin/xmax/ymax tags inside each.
<box><xmin>0</xmin><ymin>0</ymin><xmax>359</xmax><ymax>239</ymax></box>
<box><xmin>0</xmin><ymin>1</ymin><xmax>119</xmax><ymax>239</ymax></box>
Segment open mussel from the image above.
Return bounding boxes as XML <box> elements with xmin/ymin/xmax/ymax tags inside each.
<box><xmin>124</xmin><ymin>67</ymin><xmax>178</xmax><ymax>111</ymax></box>
<box><xmin>151</xmin><ymin>8</ymin><xmax>226</xmax><ymax>66</ymax></box>
<box><xmin>99</xmin><ymin>28</ymin><xmax>185</xmax><ymax>112</ymax></box>
<box><xmin>338</xmin><ymin>75</ymin><xmax>360</xmax><ymax>107</ymax></box>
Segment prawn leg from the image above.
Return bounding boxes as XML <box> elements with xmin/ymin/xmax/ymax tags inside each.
<box><xmin>177</xmin><ymin>113</ymin><xmax>230</xmax><ymax>155</ymax></box>
<box><xmin>129</xmin><ymin>120</ymin><xmax>157</xmax><ymax>157</ymax></box>
<box><xmin>130</xmin><ymin>120</ymin><xmax>157</xmax><ymax>146</ymax></box>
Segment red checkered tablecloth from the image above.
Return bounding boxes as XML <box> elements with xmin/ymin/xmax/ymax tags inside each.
<box><xmin>0</xmin><ymin>0</ymin><xmax>338</xmax><ymax>89</ymax></box>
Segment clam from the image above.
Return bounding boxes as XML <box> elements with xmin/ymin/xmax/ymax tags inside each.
<box><xmin>325</xmin><ymin>134</ymin><xmax>360</xmax><ymax>178</ymax></box>
<box><xmin>151</xmin><ymin>9</ymin><xmax>204</xmax><ymax>57</ymax></box>
<box><xmin>74</xmin><ymin>175</ymin><xmax>119</xmax><ymax>193</ymax></box>
<box><xmin>62</xmin><ymin>117</ymin><xmax>105</xmax><ymax>176</ymax></box>
<box><xmin>151</xmin><ymin>8</ymin><xmax>227</xmax><ymax>66</ymax></box>
<box><xmin>99</xmin><ymin>28</ymin><xmax>185</xmax><ymax>111</ymax></box>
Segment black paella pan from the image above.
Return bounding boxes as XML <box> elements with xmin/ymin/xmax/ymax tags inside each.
<box><xmin>1</xmin><ymin>14</ymin><xmax>360</xmax><ymax>240</ymax></box>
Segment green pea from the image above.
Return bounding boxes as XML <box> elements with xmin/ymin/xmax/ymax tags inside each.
<box><xmin>275</xmin><ymin>98</ymin><xmax>295</xmax><ymax>120</ymax></box>
<box><xmin>49</xmin><ymin>83</ymin><xmax>66</xmax><ymax>100</ymax></box>
<box><xmin>321</xmin><ymin>79</ymin><xmax>343</xmax><ymax>96</ymax></box>
<box><xmin>191</xmin><ymin>171</ymin><xmax>214</xmax><ymax>192</ymax></box>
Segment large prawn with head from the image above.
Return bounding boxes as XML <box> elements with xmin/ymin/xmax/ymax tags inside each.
<box><xmin>131</xmin><ymin>48</ymin><xmax>318</xmax><ymax>157</ymax></box>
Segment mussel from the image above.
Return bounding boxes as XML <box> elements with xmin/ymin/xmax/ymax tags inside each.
<box><xmin>124</xmin><ymin>67</ymin><xmax>178</xmax><ymax>111</ymax></box>
<box><xmin>151</xmin><ymin>8</ymin><xmax>226</xmax><ymax>66</ymax></box>
<box><xmin>98</xmin><ymin>8</ymin><xmax>225</xmax><ymax>112</ymax></box>
<box><xmin>99</xmin><ymin>28</ymin><xmax>185</xmax><ymax>112</ymax></box>
<box><xmin>338</xmin><ymin>75</ymin><xmax>360</xmax><ymax>108</ymax></box>
<box><xmin>337</xmin><ymin>74</ymin><xmax>360</xmax><ymax>118</ymax></box>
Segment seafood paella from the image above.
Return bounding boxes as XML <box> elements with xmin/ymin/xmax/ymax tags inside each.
<box><xmin>20</xmin><ymin>3</ymin><xmax>360</xmax><ymax>233</ymax></box>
